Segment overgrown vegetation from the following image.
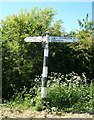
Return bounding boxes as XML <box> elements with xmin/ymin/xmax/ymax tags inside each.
<box><xmin>46</xmin><ymin>72</ymin><xmax>94</xmax><ymax>113</ymax></box>
<box><xmin>3</xmin><ymin>72</ymin><xmax>94</xmax><ymax>113</ymax></box>
<box><xmin>1</xmin><ymin>7</ymin><xmax>94</xmax><ymax>113</ymax></box>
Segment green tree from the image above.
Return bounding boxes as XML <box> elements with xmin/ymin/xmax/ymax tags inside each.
<box><xmin>2</xmin><ymin>7</ymin><xmax>64</xmax><ymax>100</ymax></box>
<box><xmin>67</xmin><ymin>14</ymin><xmax>94</xmax><ymax>80</ymax></box>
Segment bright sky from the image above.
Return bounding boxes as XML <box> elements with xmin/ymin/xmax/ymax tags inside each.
<box><xmin>0</xmin><ymin>1</ymin><xmax>92</xmax><ymax>33</ymax></box>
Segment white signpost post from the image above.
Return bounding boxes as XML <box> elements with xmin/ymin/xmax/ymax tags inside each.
<box><xmin>24</xmin><ymin>32</ymin><xmax>78</xmax><ymax>105</ymax></box>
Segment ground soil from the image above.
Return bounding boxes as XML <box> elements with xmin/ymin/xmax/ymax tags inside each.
<box><xmin>0</xmin><ymin>107</ymin><xmax>94</xmax><ymax>119</ymax></box>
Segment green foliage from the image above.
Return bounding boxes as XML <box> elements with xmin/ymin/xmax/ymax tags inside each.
<box><xmin>2</xmin><ymin>7</ymin><xmax>64</xmax><ymax>100</ymax></box>
<box><xmin>66</xmin><ymin>14</ymin><xmax>94</xmax><ymax>80</ymax></box>
<box><xmin>34</xmin><ymin>96</ymin><xmax>43</xmax><ymax>111</ymax></box>
<box><xmin>2</xmin><ymin>6</ymin><xmax>94</xmax><ymax>105</ymax></box>
<box><xmin>78</xmin><ymin>14</ymin><xmax>93</xmax><ymax>31</ymax></box>
<box><xmin>89</xmin><ymin>80</ymin><xmax>94</xmax><ymax>113</ymax></box>
<box><xmin>4</xmin><ymin>72</ymin><xmax>93</xmax><ymax>113</ymax></box>
<box><xmin>48</xmin><ymin>14</ymin><xmax>93</xmax><ymax>79</ymax></box>
<box><xmin>46</xmin><ymin>72</ymin><xmax>93</xmax><ymax>112</ymax></box>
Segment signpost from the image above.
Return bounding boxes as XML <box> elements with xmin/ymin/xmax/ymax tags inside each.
<box><xmin>24</xmin><ymin>32</ymin><xmax>78</xmax><ymax>105</ymax></box>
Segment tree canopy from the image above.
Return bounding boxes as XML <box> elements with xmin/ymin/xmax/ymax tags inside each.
<box><xmin>2</xmin><ymin>7</ymin><xmax>64</xmax><ymax>100</ymax></box>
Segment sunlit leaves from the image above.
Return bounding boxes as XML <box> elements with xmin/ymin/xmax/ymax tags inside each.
<box><xmin>2</xmin><ymin>7</ymin><xmax>64</xmax><ymax>100</ymax></box>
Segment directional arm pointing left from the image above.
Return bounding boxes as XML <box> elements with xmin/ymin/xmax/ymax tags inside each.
<box><xmin>24</xmin><ymin>36</ymin><xmax>44</xmax><ymax>42</ymax></box>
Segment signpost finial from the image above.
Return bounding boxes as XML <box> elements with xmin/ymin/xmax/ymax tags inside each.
<box><xmin>45</xmin><ymin>31</ymin><xmax>49</xmax><ymax>35</ymax></box>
